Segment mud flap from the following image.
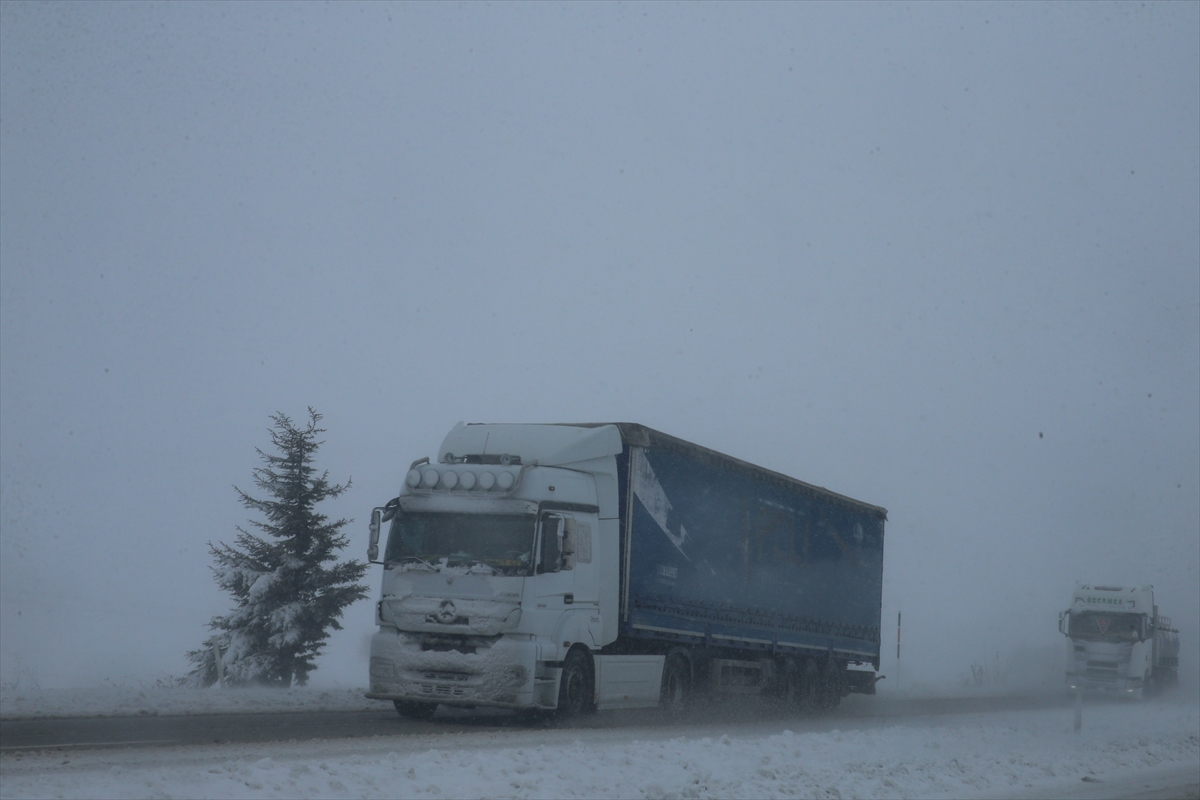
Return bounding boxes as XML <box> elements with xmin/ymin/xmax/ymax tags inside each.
<box><xmin>844</xmin><ymin>670</ymin><xmax>880</xmax><ymax>695</ymax></box>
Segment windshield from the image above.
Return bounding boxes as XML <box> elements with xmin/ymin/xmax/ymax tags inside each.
<box><xmin>1068</xmin><ymin>611</ymin><xmax>1142</xmax><ymax>642</ymax></box>
<box><xmin>384</xmin><ymin>511</ymin><xmax>535</xmax><ymax>576</ymax></box>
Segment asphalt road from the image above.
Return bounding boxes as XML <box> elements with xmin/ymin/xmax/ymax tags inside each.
<box><xmin>0</xmin><ymin>693</ymin><xmax>1072</xmax><ymax>752</ymax></box>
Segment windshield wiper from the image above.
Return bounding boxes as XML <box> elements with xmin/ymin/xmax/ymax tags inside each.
<box><xmin>395</xmin><ymin>556</ymin><xmax>437</xmax><ymax>572</ymax></box>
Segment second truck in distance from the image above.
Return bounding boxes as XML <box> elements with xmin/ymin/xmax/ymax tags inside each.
<box><xmin>366</xmin><ymin>423</ymin><xmax>886</xmax><ymax>718</ymax></box>
<box><xmin>1060</xmin><ymin>584</ymin><xmax>1180</xmax><ymax>698</ymax></box>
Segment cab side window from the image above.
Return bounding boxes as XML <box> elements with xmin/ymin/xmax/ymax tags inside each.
<box><xmin>540</xmin><ymin>512</ymin><xmax>587</xmax><ymax>573</ymax></box>
<box><xmin>538</xmin><ymin>513</ymin><xmax>564</xmax><ymax>574</ymax></box>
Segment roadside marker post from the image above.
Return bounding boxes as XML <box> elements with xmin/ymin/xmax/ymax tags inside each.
<box><xmin>211</xmin><ymin>637</ymin><xmax>226</xmax><ymax>689</ymax></box>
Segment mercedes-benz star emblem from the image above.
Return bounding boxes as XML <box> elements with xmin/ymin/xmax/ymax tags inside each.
<box><xmin>436</xmin><ymin>600</ymin><xmax>458</xmax><ymax>624</ymax></box>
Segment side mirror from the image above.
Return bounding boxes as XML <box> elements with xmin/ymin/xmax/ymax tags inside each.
<box><xmin>1059</xmin><ymin>611</ymin><xmax>1068</xmax><ymax>636</ymax></box>
<box><xmin>368</xmin><ymin>498</ymin><xmax>399</xmax><ymax>564</ymax></box>
<box><xmin>368</xmin><ymin>508</ymin><xmax>382</xmax><ymax>563</ymax></box>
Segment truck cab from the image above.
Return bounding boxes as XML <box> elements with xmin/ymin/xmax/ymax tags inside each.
<box><xmin>1060</xmin><ymin>584</ymin><xmax>1156</xmax><ymax>696</ymax></box>
<box><xmin>366</xmin><ymin>423</ymin><xmax>625</xmax><ymax>716</ymax></box>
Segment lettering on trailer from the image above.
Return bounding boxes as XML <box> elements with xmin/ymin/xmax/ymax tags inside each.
<box><xmin>1096</xmin><ymin>617</ymin><xmax>1110</xmax><ymax>635</ymax></box>
<box><xmin>631</xmin><ymin>449</ymin><xmax>691</xmax><ymax>561</ymax></box>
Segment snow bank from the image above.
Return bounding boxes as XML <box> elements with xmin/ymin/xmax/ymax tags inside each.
<box><xmin>2</xmin><ymin>699</ymin><xmax>1196</xmax><ymax>799</ymax></box>
<box><xmin>0</xmin><ymin>684</ymin><xmax>378</xmax><ymax>720</ymax></box>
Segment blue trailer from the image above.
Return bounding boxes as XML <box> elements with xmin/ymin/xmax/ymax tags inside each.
<box><xmin>610</xmin><ymin>424</ymin><xmax>886</xmax><ymax>709</ymax></box>
<box><xmin>367</xmin><ymin>423</ymin><xmax>886</xmax><ymax>718</ymax></box>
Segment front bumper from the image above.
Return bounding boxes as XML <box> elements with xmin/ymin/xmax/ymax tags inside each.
<box><xmin>1065</xmin><ymin>671</ymin><xmax>1143</xmax><ymax>694</ymax></box>
<box><xmin>366</xmin><ymin>629</ymin><xmax>559</xmax><ymax>710</ymax></box>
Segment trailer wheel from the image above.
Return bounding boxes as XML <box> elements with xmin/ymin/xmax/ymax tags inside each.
<box><xmin>780</xmin><ymin>659</ymin><xmax>803</xmax><ymax>708</ymax></box>
<box><xmin>817</xmin><ymin>659</ymin><xmax>842</xmax><ymax>714</ymax></box>
<box><xmin>393</xmin><ymin>700</ymin><xmax>438</xmax><ymax>720</ymax></box>
<box><xmin>556</xmin><ymin>647</ymin><xmax>595</xmax><ymax>720</ymax></box>
<box><xmin>798</xmin><ymin>659</ymin><xmax>821</xmax><ymax>714</ymax></box>
<box><xmin>660</xmin><ymin>653</ymin><xmax>691</xmax><ymax>718</ymax></box>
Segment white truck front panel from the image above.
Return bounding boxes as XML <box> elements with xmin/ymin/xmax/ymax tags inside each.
<box><xmin>368</xmin><ymin>629</ymin><xmax>558</xmax><ymax>709</ymax></box>
<box><xmin>1064</xmin><ymin>584</ymin><xmax>1156</xmax><ymax>694</ymax></box>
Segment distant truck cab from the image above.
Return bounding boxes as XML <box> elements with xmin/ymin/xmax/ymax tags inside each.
<box><xmin>1059</xmin><ymin>584</ymin><xmax>1179</xmax><ymax>697</ymax></box>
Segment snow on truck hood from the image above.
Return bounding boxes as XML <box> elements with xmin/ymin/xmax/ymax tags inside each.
<box><xmin>381</xmin><ymin>571</ymin><xmax>525</xmax><ymax>636</ymax></box>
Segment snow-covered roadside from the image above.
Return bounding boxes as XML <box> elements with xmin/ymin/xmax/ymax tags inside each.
<box><xmin>0</xmin><ymin>679</ymin><xmax>1067</xmax><ymax>721</ymax></box>
<box><xmin>0</xmin><ymin>684</ymin><xmax>380</xmax><ymax>719</ymax></box>
<box><xmin>2</xmin><ymin>699</ymin><xmax>1196</xmax><ymax>799</ymax></box>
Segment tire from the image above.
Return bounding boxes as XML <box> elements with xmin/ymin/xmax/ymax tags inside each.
<box><xmin>556</xmin><ymin>648</ymin><xmax>595</xmax><ymax>720</ymax></box>
<box><xmin>1140</xmin><ymin>670</ymin><xmax>1154</xmax><ymax>701</ymax></box>
<box><xmin>798</xmin><ymin>659</ymin><xmax>821</xmax><ymax>714</ymax></box>
<box><xmin>780</xmin><ymin>659</ymin><xmax>802</xmax><ymax>709</ymax></box>
<box><xmin>393</xmin><ymin>699</ymin><xmax>438</xmax><ymax>720</ymax></box>
<box><xmin>660</xmin><ymin>653</ymin><xmax>691</xmax><ymax>719</ymax></box>
<box><xmin>817</xmin><ymin>659</ymin><xmax>842</xmax><ymax>714</ymax></box>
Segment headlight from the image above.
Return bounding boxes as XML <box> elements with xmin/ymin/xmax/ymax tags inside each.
<box><xmin>421</xmin><ymin>469</ymin><xmax>439</xmax><ymax>488</ymax></box>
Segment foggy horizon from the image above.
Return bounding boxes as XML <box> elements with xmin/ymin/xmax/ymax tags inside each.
<box><xmin>1</xmin><ymin>1</ymin><xmax>1197</xmax><ymax>692</ymax></box>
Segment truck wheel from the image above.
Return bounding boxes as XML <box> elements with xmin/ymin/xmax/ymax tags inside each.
<box><xmin>556</xmin><ymin>648</ymin><xmax>595</xmax><ymax>720</ymax></box>
<box><xmin>660</xmin><ymin>653</ymin><xmax>691</xmax><ymax>718</ymax></box>
<box><xmin>393</xmin><ymin>700</ymin><xmax>438</xmax><ymax>720</ymax></box>
<box><xmin>780</xmin><ymin>659</ymin><xmax>803</xmax><ymax>708</ymax></box>
<box><xmin>798</xmin><ymin>659</ymin><xmax>821</xmax><ymax>714</ymax></box>
<box><xmin>817</xmin><ymin>659</ymin><xmax>842</xmax><ymax>714</ymax></box>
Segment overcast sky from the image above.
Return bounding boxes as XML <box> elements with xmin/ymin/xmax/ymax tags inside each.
<box><xmin>2</xmin><ymin>1</ymin><xmax>1197</xmax><ymax>690</ymax></box>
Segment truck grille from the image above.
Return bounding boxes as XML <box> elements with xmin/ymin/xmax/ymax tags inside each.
<box><xmin>1085</xmin><ymin>661</ymin><xmax>1120</xmax><ymax>680</ymax></box>
<box><xmin>419</xmin><ymin>671</ymin><xmax>470</xmax><ymax>698</ymax></box>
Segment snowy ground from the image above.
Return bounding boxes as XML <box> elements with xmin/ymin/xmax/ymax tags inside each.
<box><xmin>0</xmin><ymin>682</ymin><xmax>378</xmax><ymax>720</ymax></box>
<box><xmin>2</xmin><ymin>688</ymin><xmax>1197</xmax><ymax>799</ymax></box>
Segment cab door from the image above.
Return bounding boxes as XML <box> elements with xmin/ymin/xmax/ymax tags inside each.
<box><xmin>526</xmin><ymin>510</ymin><xmax>602</xmax><ymax>650</ymax></box>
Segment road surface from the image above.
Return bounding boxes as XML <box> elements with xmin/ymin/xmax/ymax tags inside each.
<box><xmin>0</xmin><ymin>693</ymin><xmax>1071</xmax><ymax>752</ymax></box>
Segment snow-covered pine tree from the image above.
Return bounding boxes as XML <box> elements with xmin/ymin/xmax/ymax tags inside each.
<box><xmin>187</xmin><ymin>409</ymin><xmax>368</xmax><ymax>687</ymax></box>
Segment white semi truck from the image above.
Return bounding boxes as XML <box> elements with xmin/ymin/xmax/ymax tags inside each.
<box><xmin>1059</xmin><ymin>584</ymin><xmax>1180</xmax><ymax>697</ymax></box>
<box><xmin>365</xmin><ymin>423</ymin><xmax>886</xmax><ymax>719</ymax></box>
